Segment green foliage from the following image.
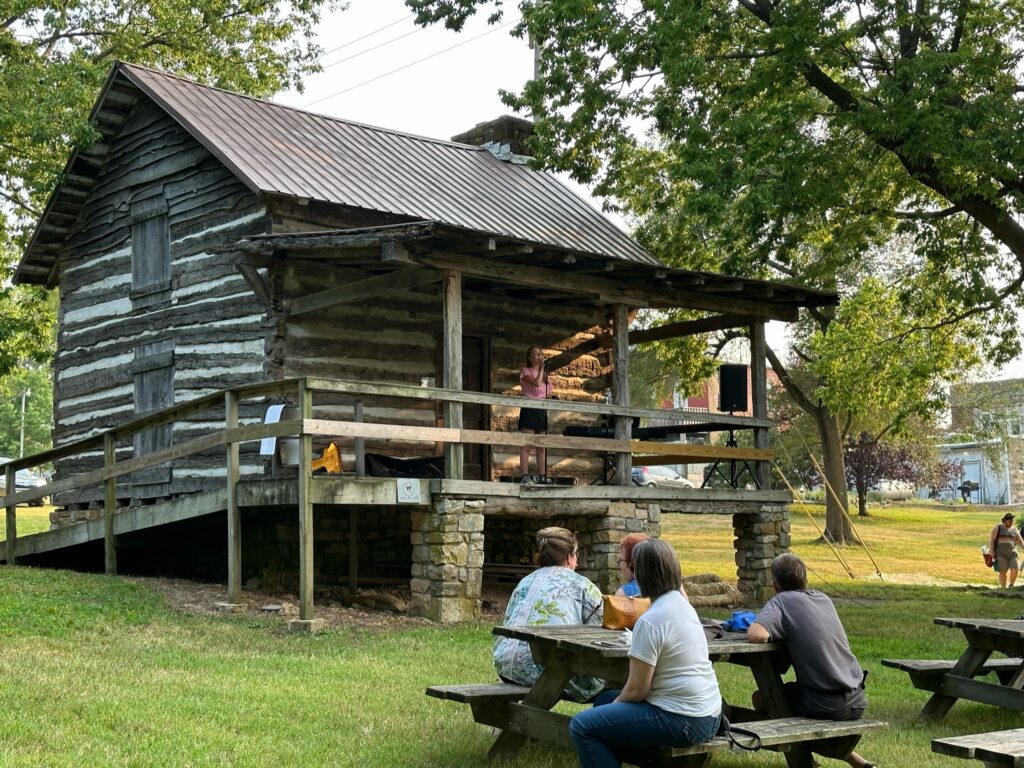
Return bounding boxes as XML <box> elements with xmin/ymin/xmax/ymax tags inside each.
<box><xmin>809</xmin><ymin>276</ymin><xmax>983</xmax><ymax>438</ymax></box>
<box><xmin>628</xmin><ymin>310</ymin><xmax>717</xmax><ymax>409</ymax></box>
<box><xmin>410</xmin><ymin>0</ymin><xmax>1024</xmax><ymax>350</ymax></box>
<box><xmin>0</xmin><ymin>0</ymin><xmax>341</xmax><ymax>373</ymax></box>
<box><xmin>0</xmin><ymin>364</ymin><xmax>53</xmax><ymax>458</ymax></box>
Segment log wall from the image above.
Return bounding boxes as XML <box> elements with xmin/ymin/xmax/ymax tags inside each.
<box><xmin>270</xmin><ymin>260</ymin><xmax>613</xmax><ymax>481</ymax></box>
<box><xmin>52</xmin><ymin>97</ymin><xmax>270</xmax><ymax>505</ymax></box>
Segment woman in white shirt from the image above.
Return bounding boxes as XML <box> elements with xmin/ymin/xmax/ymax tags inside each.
<box><xmin>569</xmin><ymin>539</ymin><xmax>722</xmax><ymax>768</ymax></box>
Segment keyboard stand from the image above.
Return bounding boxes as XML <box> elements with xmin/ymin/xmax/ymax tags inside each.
<box><xmin>700</xmin><ymin>429</ymin><xmax>761</xmax><ymax>489</ymax></box>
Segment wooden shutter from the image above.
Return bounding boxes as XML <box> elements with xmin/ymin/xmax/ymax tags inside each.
<box><xmin>130</xmin><ymin>196</ymin><xmax>171</xmax><ymax>309</ymax></box>
<box><xmin>131</xmin><ymin>339</ymin><xmax>174</xmax><ymax>497</ymax></box>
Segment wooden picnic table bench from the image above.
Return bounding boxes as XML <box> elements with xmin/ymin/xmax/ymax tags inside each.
<box><xmin>884</xmin><ymin>618</ymin><xmax>1024</xmax><ymax>718</ymax></box>
<box><xmin>882</xmin><ymin>657</ymin><xmax>1023</xmax><ymax>689</ymax></box>
<box><xmin>428</xmin><ymin>625</ymin><xmax>885</xmax><ymax>767</ymax></box>
<box><xmin>933</xmin><ymin>728</ymin><xmax>1024</xmax><ymax>766</ymax></box>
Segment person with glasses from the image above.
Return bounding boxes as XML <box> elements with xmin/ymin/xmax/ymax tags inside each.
<box><xmin>614</xmin><ymin>532</ymin><xmax>649</xmax><ymax>597</ymax></box>
<box><xmin>493</xmin><ymin>527</ymin><xmax>604</xmax><ymax>702</ymax></box>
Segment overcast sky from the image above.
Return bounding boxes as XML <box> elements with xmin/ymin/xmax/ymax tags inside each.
<box><xmin>274</xmin><ymin>0</ymin><xmax>1023</xmax><ymax>380</ymax></box>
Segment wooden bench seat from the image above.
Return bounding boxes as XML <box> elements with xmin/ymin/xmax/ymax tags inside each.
<box><xmin>429</xmin><ymin>683</ymin><xmax>885</xmax><ymax>767</ymax></box>
<box><xmin>426</xmin><ymin>682</ymin><xmax>531</xmax><ymax>703</ymax></box>
<box><xmin>882</xmin><ymin>657</ymin><xmax>1022</xmax><ymax>690</ymax></box>
<box><xmin>933</xmin><ymin>728</ymin><xmax>1024</xmax><ymax>766</ymax></box>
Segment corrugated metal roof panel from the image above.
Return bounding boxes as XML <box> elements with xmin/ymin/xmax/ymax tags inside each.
<box><xmin>118</xmin><ymin>63</ymin><xmax>656</xmax><ymax>264</ymax></box>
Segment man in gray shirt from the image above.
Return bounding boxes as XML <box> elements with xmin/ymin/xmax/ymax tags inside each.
<box><xmin>748</xmin><ymin>553</ymin><xmax>877</xmax><ymax>768</ymax></box>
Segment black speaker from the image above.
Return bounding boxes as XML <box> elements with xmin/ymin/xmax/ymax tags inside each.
<box><xmin>718</xmin><ymin>364</ymin><xmax>748</xmax><ymax>412</ymax></box>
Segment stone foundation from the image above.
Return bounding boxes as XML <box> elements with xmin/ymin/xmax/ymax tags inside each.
<box><xmin>409</xmin><ymin>498</ymin><xmax>662</xmax><ymax>621</ymax></box>
<box><xmin>409</xmin><ymin>499</ymin><xmax>484</xmax><ymax>622</ymax></box>
<box><xmin>733</xmin><ymin>502</ymin><xmax>789</xmax><ymax>601</ymax></box>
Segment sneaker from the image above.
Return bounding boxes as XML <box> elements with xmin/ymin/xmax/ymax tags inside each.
<box><xmin>520</xmin><ymin>475</ymin><xmax>534</xmax><ymax>485</ymax></box>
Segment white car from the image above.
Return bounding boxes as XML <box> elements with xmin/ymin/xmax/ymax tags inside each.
<box><xmin>632</xmin><ymin>465</ymin><xmax>695</xmax><ymax>489</ymax></box>
<box><xmin>0</xmin><ymin>458</ymin><xmax>47</xmax><ymax>506</ymax></box>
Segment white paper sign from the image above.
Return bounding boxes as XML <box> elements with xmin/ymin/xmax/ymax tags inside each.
<box><xmin>396</xmin><ymin>478</ymin><xmax>422</xmax><ymax>504</ymax></box>
<box><xmin>259</xmin><ymin>404</ymin><xmax>286</xmax><ymax>455</ymax></box>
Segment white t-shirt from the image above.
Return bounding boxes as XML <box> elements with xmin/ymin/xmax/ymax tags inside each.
<box><xmin>629</xmin><ymin>590</ymin><xmax>722</xmax><ymax>717</ymax></box>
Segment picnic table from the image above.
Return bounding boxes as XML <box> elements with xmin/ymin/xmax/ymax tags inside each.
<box><xmin>883</xmin><ymin>617</ymin><xmax>1024</xmax><ymax>718</ymax></box>
<box><xmin>428</xmin><ymin>624</ymin><xmax>884</xmax><ymax>768</ymax></box>
<box><xmin>933</xmin><ymin>728</ymin><xmax>1024</xmax><ymax>766</ymax></box>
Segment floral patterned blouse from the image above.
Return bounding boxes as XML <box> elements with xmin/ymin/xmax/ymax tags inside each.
<box><xmin>493</xmin><ymin>566</ymin><xmax>605</xmax><ymax>702</ymax></box>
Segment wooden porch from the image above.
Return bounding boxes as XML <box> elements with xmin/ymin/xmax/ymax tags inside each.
<box><xmin>2</xmin><ymin>376</ymin><xmax>784</xmax><ymax>623</ymax></box>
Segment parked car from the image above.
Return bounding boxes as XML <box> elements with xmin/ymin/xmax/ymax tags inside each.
<box><xmin>0</xmin><ymin>458</ymin><xmax>47</xmax><ymax>506</ymax></box>
<box><xmin>631</xmin><ymin>465</ymin><xmax>695</xmax><ymax>489</ymax></box>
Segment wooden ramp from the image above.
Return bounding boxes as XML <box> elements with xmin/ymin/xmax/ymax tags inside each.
<box><xmin>0</xmin><ymin>489</ymin><xmax>226</xmax><ymax>563</ymax></box>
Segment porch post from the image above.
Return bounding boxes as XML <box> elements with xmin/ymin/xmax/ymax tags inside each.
<box><xmin>5</xmin><ymin>465</ymin><xmax>16</xmax><ymax>565</ymax></box>
<box><xmin>297</xmin><ymin>379</ymin><xmax>314</xmax><ymax>620</ymax></box>
<box><xmin>612</xmin><ymin>304</ymin><xmax>632</xmax><ymax>485</ymax></box>
<box><xmin>104</xmin><ymin>433</ymin><xmax>117</xmax><ymax>575</ymax></box>
<box><xmin>443</xmin><ymin>270</ymin><xmax>464</xmax><ymax>480</ymax></box>
<box><xmin>750</xmin><ymin>322</ymin><xmax>769</xmax><ymax>488</ymax></box>
<box><xmin>225</xmin><ymin>390</ymin><xmax>241</xmax><ymax>603</ymax></box>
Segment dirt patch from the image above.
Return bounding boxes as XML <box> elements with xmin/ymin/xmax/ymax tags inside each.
<box><xmin>126</xmin><ymin>575</ymin><xmax>509</xmax><ymax>631</ymax></box>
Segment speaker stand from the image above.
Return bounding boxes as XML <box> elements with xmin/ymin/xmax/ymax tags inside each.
<box><xmin>700</xmin><ymin>428</ymin><xmax>761</xmax><ymax>490</ymax></box>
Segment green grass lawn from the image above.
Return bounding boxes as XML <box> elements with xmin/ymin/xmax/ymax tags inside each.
<box><xmin>2</xmin><ymin>501</ymin><xmax>1023</xmax><ymax>766</ymax></box>
<box><xmin>0</xmin><ymin>503</ymin><xmax>53</xmax><ymax>539</ymax></box>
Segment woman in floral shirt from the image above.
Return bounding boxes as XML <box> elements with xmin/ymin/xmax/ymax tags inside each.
<box><xmin>494</xmin><ymin>527</ymin><xmax>604</xmax><ymax>702</ymax></box>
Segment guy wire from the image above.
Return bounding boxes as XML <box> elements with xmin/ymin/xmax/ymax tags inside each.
<box><xmin>807</xmin><ymin>453</ymin><xmax>884</xmax><ymax>581</ymax></box>
<box><xmin>772</xmin><ymin>464</ymin><xmax>855</xmax><ymax>578</ymax></box>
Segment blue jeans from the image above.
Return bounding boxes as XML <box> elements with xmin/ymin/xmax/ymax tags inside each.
<box><xmin>569</xmin><ymin>690</ymin><xmax>720</xmax><ymax>768</ymax></box>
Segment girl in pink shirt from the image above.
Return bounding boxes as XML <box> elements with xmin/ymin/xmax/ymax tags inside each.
<box><xmin>519</xmin><ymin>345</ymin><xmax>553</xmax><ymax>481</ymax></box>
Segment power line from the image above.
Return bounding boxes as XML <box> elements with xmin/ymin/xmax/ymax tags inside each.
<box><xmin>321</xmin><ymin>26</ymin><xmax>425</xmax><ymax>71</ymax></box>
<box><xmin>319</xmin><ymin>12</ymin><xmax>417</xmax><ymax>59</ymax></box>
<box><xmin>303</xmin><ymin>18</ymin><xmax>517</xmax><ymax>108</ymax></box>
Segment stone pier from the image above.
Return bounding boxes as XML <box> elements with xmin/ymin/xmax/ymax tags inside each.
<box><xmin>733</xmin><ymin>501</ymin><xmax>790</xmax><ymax>601</ymax></box>
<box><xmin>410</xmin><ymin>499</ymin><xmax>484</xmax><ymax>622</ymax></box>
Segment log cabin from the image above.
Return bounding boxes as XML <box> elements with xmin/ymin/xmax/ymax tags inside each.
<box><xmin>5</xmin><ymin>62</ymin><xmax>837</xmax><ymax>624</ymax></box>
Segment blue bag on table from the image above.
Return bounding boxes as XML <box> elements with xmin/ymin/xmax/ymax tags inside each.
<box><xmin>722</xmin><ymin>610</ymin><xmax>757</xmax><ymax>632</ymax></box>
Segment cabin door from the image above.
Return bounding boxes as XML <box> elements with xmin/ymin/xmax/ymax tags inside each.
<box><xmin>461</xmin><ymin>335</ymin><xmax>491</xmax><ymax>481</ymax></box>
<box><xmin>131</xmin><ymin>339</ymin><xmax>174</xmax><ymax>499</ymax></box>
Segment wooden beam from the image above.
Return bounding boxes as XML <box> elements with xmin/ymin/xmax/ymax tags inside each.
<box><xmin>5</xmin><ymin>465</ymin><xmax>15</xmax><ymax>566</ymax></box>
<box><xmin>297</xmin><ymin>381</ymin><xmax>314</xmax><ymax>621</ymax></box>
<box><xmin>225</xmin><ymin>391</ymin><xmax>241</xmax><ymax>604</ymax></box>
<box><xmin>750</xmin><ymin>322</ymin><xmax>769</xmax><ymax>489</ymax></box>
<box><xmin>630</xmin><ymin>314</ymin><xmax>753</xmax><ymax>344</ymax></box>
<box><xmin>104</xmin><ymin>433</ymin><xmax>117</xmax><ymax>575</ymax></box>
<box><xmin>544</xmin><ymin>314</ymin><xmax>752</xmax><ymax>374</ymax></box>
<box><xmin>443</xmin><ymin>270</ymin><xmax>464</xmax><ymax>480</ymax></box>
<box><xmin>288</xmin><ymin>268</ymin><xmax>442</xmax><ymax>316</ymax></box>
<box><xmin>613</xmin><ymin>304</ymin><xmax>632</xmax><ymax>486</ymax></box>
<box><xmin>236</xmin><ymin>264</ymin><xmax>272</xmax><ymax>309</ymax></box>
<box><xmin>407</xmin><ymin>251</ymin><xmax>798</xmax><ymax>320</ymax></box>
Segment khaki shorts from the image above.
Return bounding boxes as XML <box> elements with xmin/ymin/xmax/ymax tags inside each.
<box><xmin>996</xmin><ymin>543</ymin><xmax>1019</xmax><ymax>572</ymax></box>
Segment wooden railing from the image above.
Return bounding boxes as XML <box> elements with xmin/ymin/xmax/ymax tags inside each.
<box><xmin>2</xmin><ymin>376</ymin><xmax>773</xmax><ymax>620</ymax></box>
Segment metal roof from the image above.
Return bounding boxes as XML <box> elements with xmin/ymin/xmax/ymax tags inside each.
<box><xmin>16</xmin><ymin>62</ymin><xmax>655</xmax><ymax>283</ymax></box>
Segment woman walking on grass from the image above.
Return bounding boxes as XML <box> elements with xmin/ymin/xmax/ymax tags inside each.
<box><xmin>990</xmin><ymin>512</ymin><xmax>1024</xmax><ymax>588</ymax></box>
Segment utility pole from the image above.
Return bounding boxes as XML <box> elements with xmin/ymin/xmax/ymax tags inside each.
<box><xmin>19</xmin><ymin>388</ymin><xmax>30</xmax><ymax>458</ymax></box>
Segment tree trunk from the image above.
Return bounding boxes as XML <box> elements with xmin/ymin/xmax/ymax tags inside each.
<box><xmin>816</xmin><ymin>410</ymin><xmax>855</xmax><ymax>544</ymax></box>
<box><xmin>853</xmin><ymin>448</ymin><xmax>869</xmax><ymax>518</ymax></box>
<box><xmin>855</xmin><ymin>473</ymin><xmax>869</xmax><ymax>518</ymax></box>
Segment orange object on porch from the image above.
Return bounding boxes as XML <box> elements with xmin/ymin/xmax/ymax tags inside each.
<box><xmin>312</xmin><ymin>441</ymin><xmax>341</xmax><ymax>474</ymax></box>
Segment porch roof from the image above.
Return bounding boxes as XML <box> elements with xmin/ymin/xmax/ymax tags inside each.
<box><xmin>231</xmin><ymin>221</ymin><xmax>838</xmax><ymax>322</ymax></box>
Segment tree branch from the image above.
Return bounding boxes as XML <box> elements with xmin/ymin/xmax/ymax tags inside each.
<box><xmin>892</xmin><ymin>205</ymin><xmax>963</xmax><ymax>220</ymax></box>
<box><xmin>0</xmin><ymin>188</ymin><xmax>40</xmax><ymax>217</ymax></box>
<box><xmin>766</xmin><ymin>342</ymin><xmax>820</xmax><ymax>417</ymax></box>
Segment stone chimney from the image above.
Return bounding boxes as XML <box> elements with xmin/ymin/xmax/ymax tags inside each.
<box><xmin>451</xmin><ymin>115</ymin><xmax>534</xmax><ymax>162</ymax></box>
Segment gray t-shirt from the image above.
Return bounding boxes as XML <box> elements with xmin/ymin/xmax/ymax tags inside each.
<box><xmin>754</xmin><ymin>589</ymin><xmax>863</xmax><ymax>692</ymax></box>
